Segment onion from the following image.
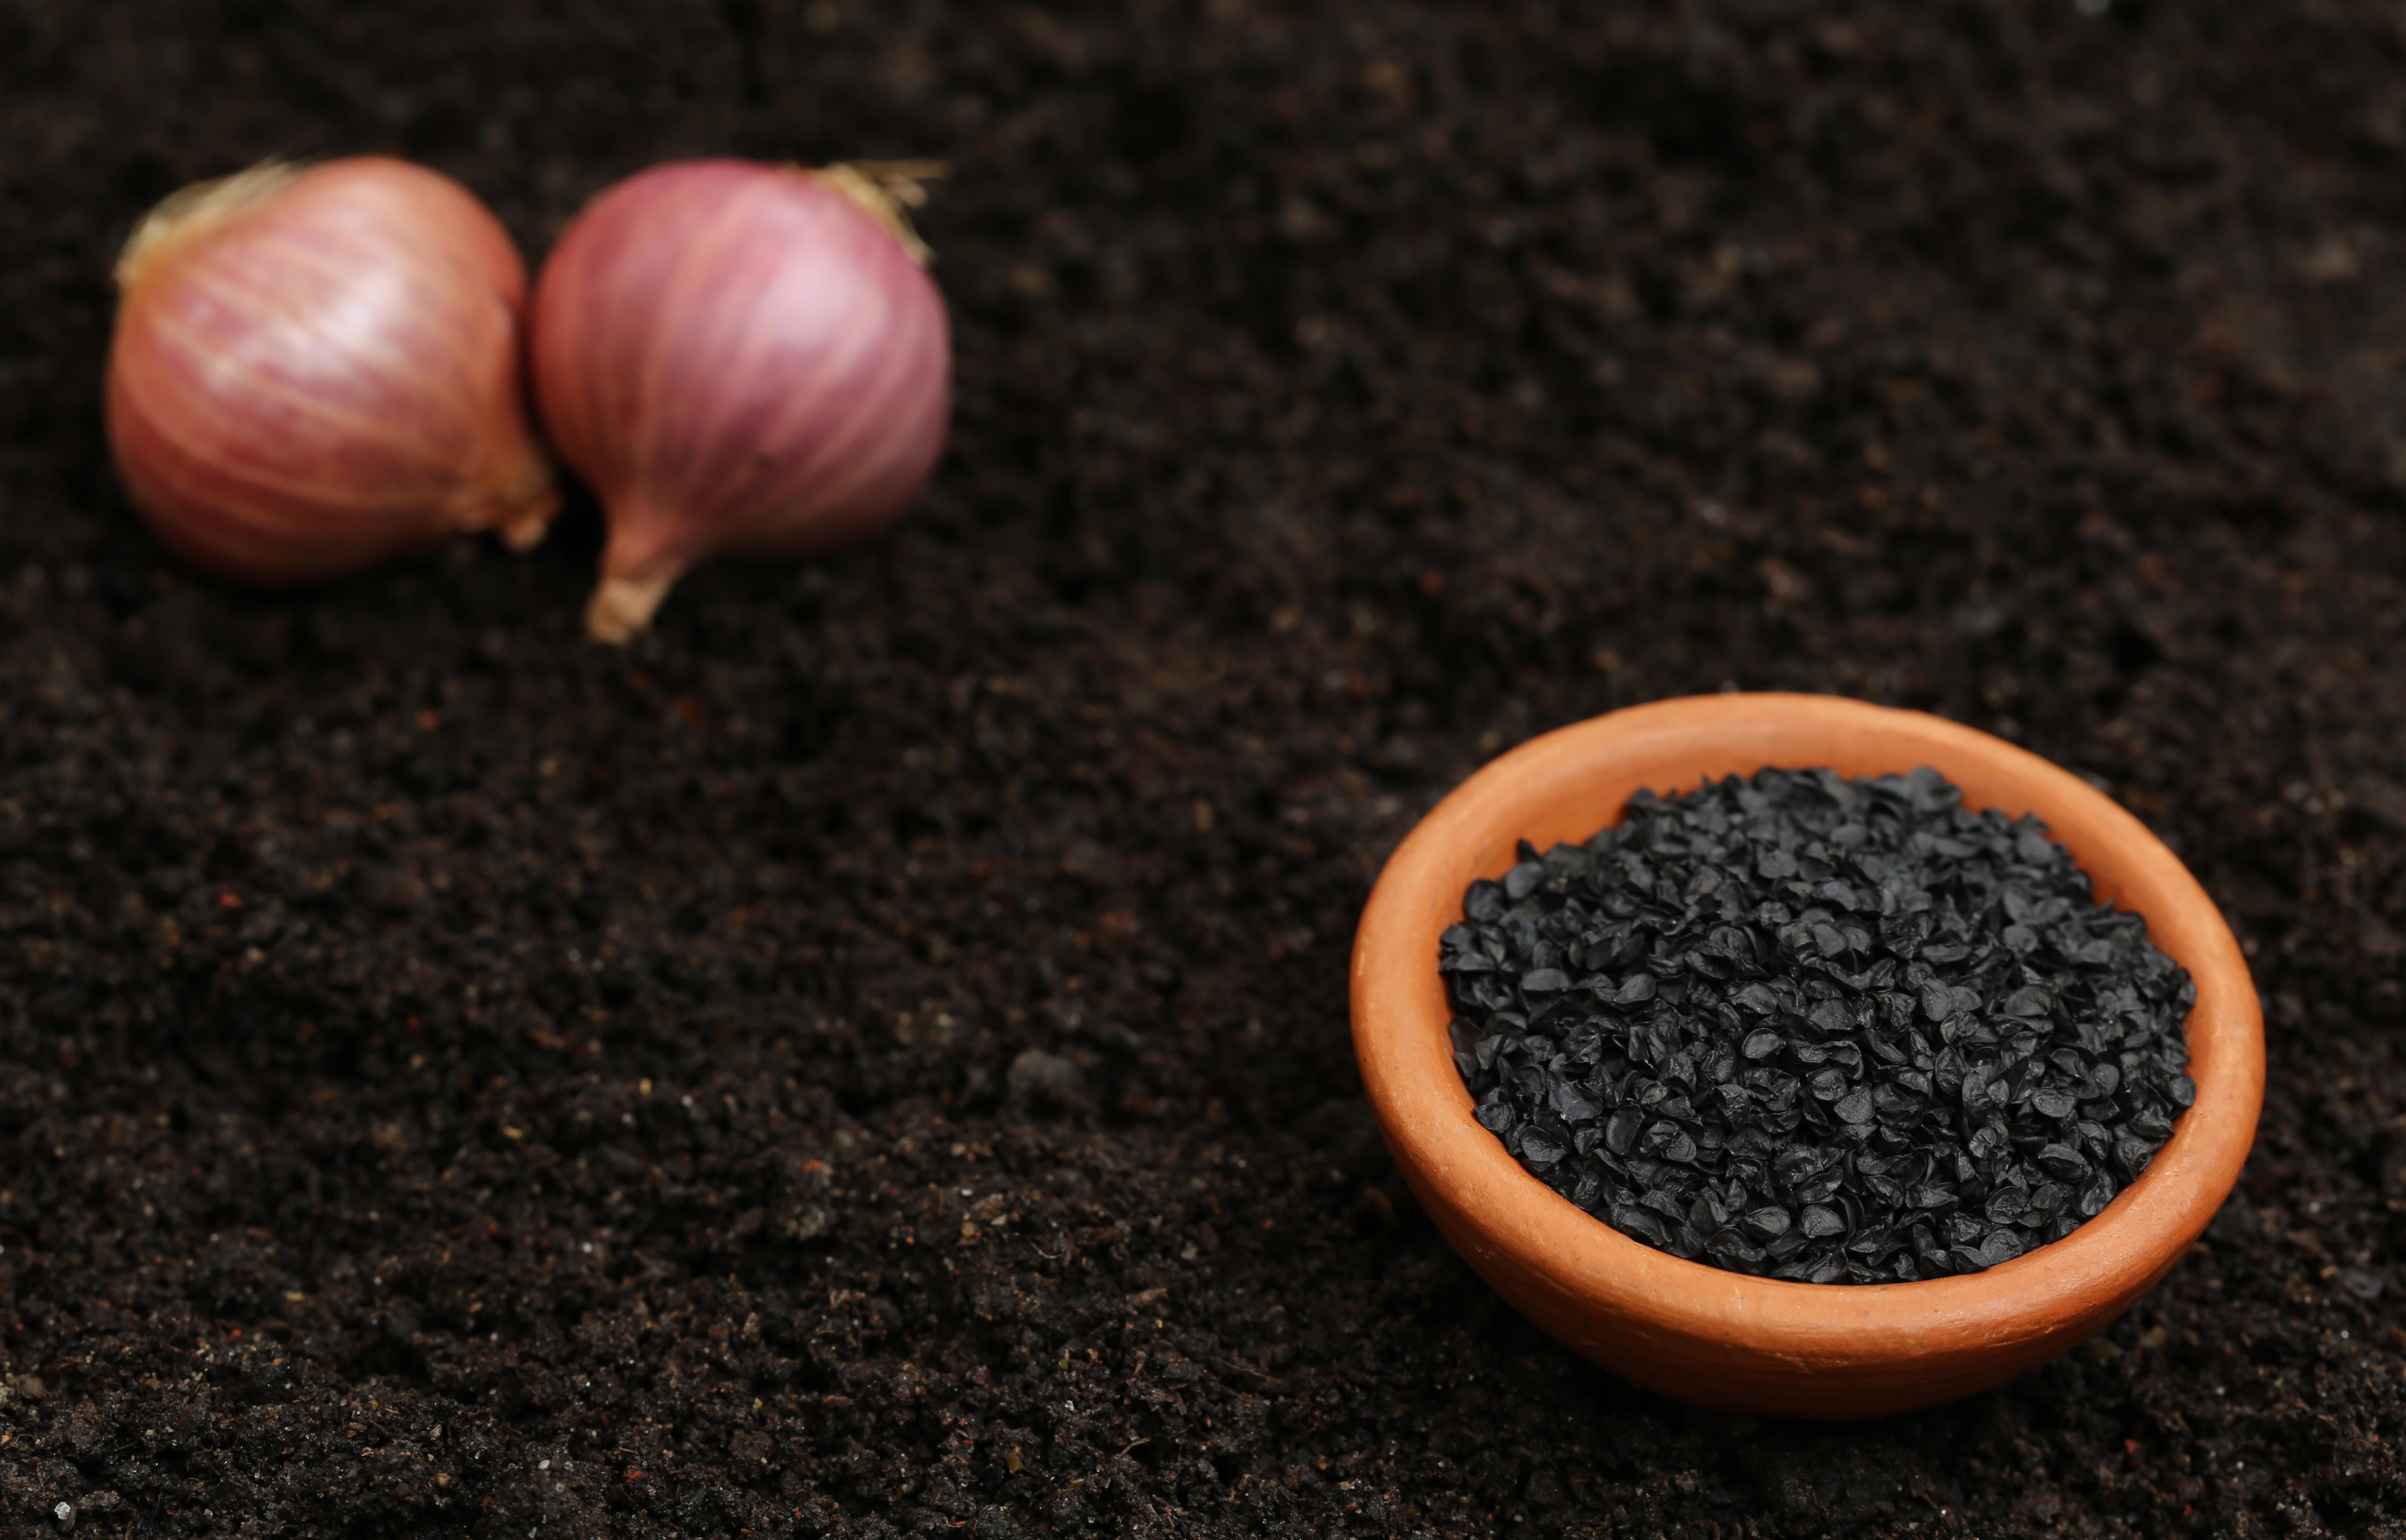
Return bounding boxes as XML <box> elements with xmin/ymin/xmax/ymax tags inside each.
<box><xmin>529</xmin><ymin>159</ymin><xmax>951</xmax><ymax>643</ymax></box>
<box><xmin>105</xmin><ymin>158</ymin><xmax>558</xmax><ymax>585</ymax></box>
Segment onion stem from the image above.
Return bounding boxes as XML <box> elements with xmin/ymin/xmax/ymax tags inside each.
<box><xmin>806</xmin><ymin>161</ymin><xmax>949</xmax><ymax>265</ymax></box>
<box><xmin>115</xmin><ymin>161</ymin><xmax>304</xmax><ymax>293</ymax></box>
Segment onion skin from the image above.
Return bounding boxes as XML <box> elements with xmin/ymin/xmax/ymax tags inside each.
<box><xmin>105</xmin><ymin>157</ymin><xmax>559</xmax><ymax>586</ymax></box>
<box><xmin>529</xmin><ymin>159</ymin><xmax>951</xmax><ymax>643</ymax></box>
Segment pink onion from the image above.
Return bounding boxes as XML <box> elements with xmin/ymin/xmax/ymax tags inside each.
<box><xmin>529</xmin><ymin>159</ymin><xmax>951</xmax><ymax>643</ymax></box>
<box><xmin>105</xmin><ymin>158</ymin><xmax>558</xmax><ymax>585</ymax></box>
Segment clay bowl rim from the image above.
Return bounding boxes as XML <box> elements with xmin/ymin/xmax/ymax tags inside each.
<box><xmin>1351</xmin><ymin>692</ymin><xmax>2263</xmax><ymax>1382</ymax></box>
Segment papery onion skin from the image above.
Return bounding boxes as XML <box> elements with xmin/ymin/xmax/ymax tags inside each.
<box><xmin>105</xmin><ymin>157</ymin><xmax>559</xmax><ymax>586</ymax></box>
<box><xmin>529</xmin><ymin>159</ymin><xmax>951</xmax><ymax>643</ymax></box>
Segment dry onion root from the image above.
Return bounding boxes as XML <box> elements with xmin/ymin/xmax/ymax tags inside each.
<box><xmin>105</xmin><ymin>157</ymin><xmax>559</xmax><ymax>585</ymax></box>
<box><xmin>528</xmin><ymin>158</ymin><xmax>953</xmax><ymax>644</ymax></box>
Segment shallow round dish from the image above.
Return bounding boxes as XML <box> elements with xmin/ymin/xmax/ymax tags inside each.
<box><xmin>1350</xmin><ymin>693</ymin><xmax>2263</xmax><ymax>1420</ymax></box>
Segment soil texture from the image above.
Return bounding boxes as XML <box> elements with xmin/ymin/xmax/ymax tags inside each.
<box><xmin>0</xmin><ymin>1</ymin><xmax>2404</xmax><ymax>1536</ymax></box>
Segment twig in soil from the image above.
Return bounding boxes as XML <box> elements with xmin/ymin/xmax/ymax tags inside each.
<box><xmin>1206</xmin><ymin>1355</ymin><xmax>1285</xmax><ymax>1389</ymax></box>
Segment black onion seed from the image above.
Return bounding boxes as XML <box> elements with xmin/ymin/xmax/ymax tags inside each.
<box><xmin>1442</xmin><ymin>765</ymin><xmax>2195</xmax><ymax>1283</ymax></box>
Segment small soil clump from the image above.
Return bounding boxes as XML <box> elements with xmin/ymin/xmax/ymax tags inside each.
<box><xmin>1443</xmin><ymin>767</ymin><xmax>2196</xmax><ymax>1283</ymax></box>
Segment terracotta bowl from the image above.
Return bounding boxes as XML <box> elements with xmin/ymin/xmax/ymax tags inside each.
<box><xmin>1350</xmin><ymin>693</ymin><xmax>2263</xmax><ymax>1420</ymax></box>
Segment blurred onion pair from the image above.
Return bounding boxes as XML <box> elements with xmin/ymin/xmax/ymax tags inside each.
<box><xmin>104</xmin><ymin>155</ymin><xmax>951</xmax><ymax>642</ymax></box>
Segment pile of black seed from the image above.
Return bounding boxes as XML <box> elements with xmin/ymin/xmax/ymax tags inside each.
<box><xmin>1442</xmin><ymin>766</ymin><xmax>2197</xmax><ymax>1283</ymax></box>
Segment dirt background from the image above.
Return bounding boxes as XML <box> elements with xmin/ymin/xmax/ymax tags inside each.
<box><xmin>0</xmin><ymin>0</ymin><xmax>2403</xmax><ymax>1535</ymax></box>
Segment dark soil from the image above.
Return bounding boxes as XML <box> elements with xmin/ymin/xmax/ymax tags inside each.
<box><xmin>0</xmin><ymin>1</ymin><xmax>2402</xmax><ymax>1536</ymax></box>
